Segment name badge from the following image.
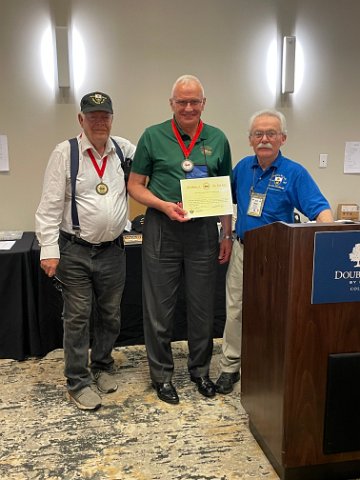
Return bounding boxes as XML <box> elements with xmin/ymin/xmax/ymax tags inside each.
<box><xmin>185</xmin><ymin>165</ymin><xmax>208</xmax><ymax>179</ymax></box>
<box><xmin>247</xmin><ymin>191</ymin><xmax>266</xmax><ymax>217</ymax></box>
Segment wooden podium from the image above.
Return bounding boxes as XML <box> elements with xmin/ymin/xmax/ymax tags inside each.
<box><xmin>241</xmin><ymin>222</ymin><xmax>360</xmax><ymax>480</ymax></box>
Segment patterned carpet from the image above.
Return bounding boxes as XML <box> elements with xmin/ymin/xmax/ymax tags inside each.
<box><xmin>0</xmin><ymin>340</ymin><xmax>279</xmax><ymax>480</ymax></box>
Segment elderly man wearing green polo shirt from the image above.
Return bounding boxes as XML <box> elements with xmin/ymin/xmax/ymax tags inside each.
<box><xmin>128</xmin><ymin>74</ymin><xmax>233</xmax><ymax>405</ymax></box>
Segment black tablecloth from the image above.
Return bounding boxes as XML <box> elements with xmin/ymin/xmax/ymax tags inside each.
<box><xmin>1</xmin><ymin>234</ymin><xmax>226</xmax><ymax>360</ymax></box>
<box><xmin>0</xmin><ymin>232</ymin><xmax>39</xmax><ymax>359</ymax></box>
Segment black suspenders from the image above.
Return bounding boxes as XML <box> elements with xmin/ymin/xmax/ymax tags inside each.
<box><xmin>68</xmin><ymin>137</ymin><xmax>126</xmax><ymax>231</ymax></box>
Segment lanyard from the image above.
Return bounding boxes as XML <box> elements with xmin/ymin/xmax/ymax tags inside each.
<box><xmin>247</xmin><ymin>166</ymin><xmax>276</xmax><ymax>217</ymax></box>
<box><xmin>171</xmin><ymin>119</ymin><xmax>204</xmax><ymax>158</ymax></box>
<box><xmin>250</xmin><ymin>165</ymin><xmax>276</xmax><ymax>196</ymax></box>
<box><xmin>87</xmin><ymin>149</ymin><xmax>108</xmax><ymax>181</ymax></box>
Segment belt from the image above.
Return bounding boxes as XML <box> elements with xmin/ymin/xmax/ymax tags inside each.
<box><xmin>236</xmin><ymin>236</ymin><xmax>244</xmax><ymax>245</ymax></box>
<box><xmin>60</xmin><ymin>230</ymin><xmax>123</xmax><ymax>249</ymax></box>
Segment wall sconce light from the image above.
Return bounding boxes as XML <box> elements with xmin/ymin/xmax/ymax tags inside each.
<box><xmin>281</xmin><ymin>36</ymin><xmax>296</xmax><ymax>94</ymax></box>
<box><xmin>55</xmin><ymin>26</ymin><xmax>70</xmax><ymax>88</ymax></box>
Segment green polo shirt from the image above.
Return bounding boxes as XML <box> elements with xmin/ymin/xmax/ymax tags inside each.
<box><xmin>131</xmin><ymin>118</ymin><xmax>232</xmax><ymax>202</ymax></box>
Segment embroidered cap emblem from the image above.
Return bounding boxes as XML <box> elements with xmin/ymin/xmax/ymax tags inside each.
<box><xmin>90</xmin><ymin>93</ymin><xmax>108</xmax><ymax>105</ymax></box>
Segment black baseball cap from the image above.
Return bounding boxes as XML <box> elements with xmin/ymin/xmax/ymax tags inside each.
<box><xmin>80</xmin><ymin>91</ymin><xmax>113</xmax><ymax>114</ymax></box>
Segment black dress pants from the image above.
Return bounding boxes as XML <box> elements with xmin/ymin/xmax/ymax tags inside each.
<box><xmin>142</xmin><ymin>208</ymin><xmax>219</xmax><ymax>382</ymax></box>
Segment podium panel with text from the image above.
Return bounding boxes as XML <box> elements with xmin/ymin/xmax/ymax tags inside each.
<box><xmin>241</xmin><ymin>222</ymin><xmax>360</xmax><ymax>480</ymax></box>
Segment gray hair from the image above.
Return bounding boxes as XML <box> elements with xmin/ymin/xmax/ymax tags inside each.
<box><xmin>248</xmin><ymin>109</ymin><xmax>287</xmax><ymax>134</ymax></box>
<box><xmin>171</xmin><ymin>75</ymin><xmax>205</xmax><ymax>98</ymax></box>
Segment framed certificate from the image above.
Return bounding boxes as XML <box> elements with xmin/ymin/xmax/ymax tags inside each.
<box><xmin>180</xmin><ymin>175</ymin><xmax>233</xmax><ymax>219</ymax></box>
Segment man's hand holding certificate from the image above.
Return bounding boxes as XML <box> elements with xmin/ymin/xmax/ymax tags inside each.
<box><xmin>180</xmin><ymin>175</ymin><xmax>233</xmax><ymax>219</ymax></box>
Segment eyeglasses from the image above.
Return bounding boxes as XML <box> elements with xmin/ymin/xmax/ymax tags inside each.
<box><xmin>250</xmin><ymin>130</ymin><xmax>282</xmax><ymax>140</ymax></box>
<box><xmin>84</xmin><ymin>113</ymin><xmax>113</xmax><ymax>124</ymax></box>
<box><xmin>173</xmin><ymin>99</ymin><xmax>203</xmax><ymax>107</ymax></box>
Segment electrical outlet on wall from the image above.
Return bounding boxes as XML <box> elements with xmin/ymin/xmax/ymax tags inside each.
<box><xmin>319</xmin><ymin>153</ymin><xmax>328</xmax><ymax>168</ymax></box>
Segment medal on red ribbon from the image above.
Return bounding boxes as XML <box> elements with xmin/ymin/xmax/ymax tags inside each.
<box><xmin>87</xmin><ymin>149</ymin><xmax>109</xmax><ymax>195</ymax></box>
<box><xmin>171</xmin><ymin>119</ymin><xmax>204</xmax><ymax>172</ymax></box>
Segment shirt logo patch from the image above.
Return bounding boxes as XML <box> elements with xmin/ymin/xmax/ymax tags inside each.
<box><xmin>270</xmin><ymin>174</ymin><xmax>287</xmax><ymax>190</ymax></box>
<box><xmin>200</xmin><ymin>145</ymin><xmax>213</xmax><ymax>156</ymax></box>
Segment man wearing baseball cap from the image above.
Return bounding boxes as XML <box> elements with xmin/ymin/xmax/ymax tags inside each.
<box><xmin>80</xmin><ymin>91</ymin><xmax>113</xmax><ymax>114</ymax></box>
<box><xmin>36</xmin><ymin>92</ymin><xmax>136</xmax><ymax>410</ymax></box>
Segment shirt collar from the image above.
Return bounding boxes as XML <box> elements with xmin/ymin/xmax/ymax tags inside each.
<box><xmin>79</xmin><ymin>133</ymin><xmax>114</xmax><ymax>156</ymax></box>
<box><xmin>251</xmin><ymin>150</ymin><xmax>283</xmax><ymax>170</ymax></box>
<box><xmin>171</xmin><ymin>116</ymin><xmax>208</xmax><ymax>141</ymax></box>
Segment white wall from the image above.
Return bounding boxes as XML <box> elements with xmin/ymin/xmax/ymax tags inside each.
<box><xmin>0</xmin><ymin>0</ymin><xmax>359</xmax><ymax>230</ymax></box>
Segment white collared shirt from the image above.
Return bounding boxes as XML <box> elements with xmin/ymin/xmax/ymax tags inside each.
<box><xmin>35</xmin><ymin>133</ymin><xmax>136</xmax><ymax>259</ymax></box>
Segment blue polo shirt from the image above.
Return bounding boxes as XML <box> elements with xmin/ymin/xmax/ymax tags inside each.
<box><xmin>233</xmin><ymin>151</ymin><xmax>331</xmax><ymax>240</ymax></box>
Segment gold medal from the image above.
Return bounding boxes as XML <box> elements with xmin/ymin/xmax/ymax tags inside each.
<box><xmin>181</xmin><ymin>158</ymin><xmax>194</xmax><ymax>172</ymax></box>
<box><xmin>96</xmin><ymin>182</ymin><xmax>109</xmax><ymax>195</ymax></box>
<box><xmin>87</xmin><ymin>149</ymin><xmax>109</xmax><ymax>195</ymax></box>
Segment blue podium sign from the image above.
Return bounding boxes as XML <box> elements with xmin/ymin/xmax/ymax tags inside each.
<box><xmin>312</xmin><ymin>230</ymin><xmax>360</xmax><ymax>304</ymax></box>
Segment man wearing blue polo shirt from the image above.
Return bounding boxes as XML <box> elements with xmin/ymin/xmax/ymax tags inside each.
<box><xmin>216</xmin><ymin>109</ymin><xmax>333</xmax><ymax>394</ymax></box>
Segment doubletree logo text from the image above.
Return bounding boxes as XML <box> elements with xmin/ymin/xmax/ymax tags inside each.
<box><xmin>334</xmin><ymin>243</ymin><xmax>360</xmax><ymax>280</ymax></box>
<box><xmin>349</xmin><ymin>243</ymin><xmax>360</xmax><ymax>268</ymax></box>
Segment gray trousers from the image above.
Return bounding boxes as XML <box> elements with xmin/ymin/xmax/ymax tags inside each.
<box><xmin>56</xmin><ymin>235</ymin><xmax>126</xmax><ymax>392</ymax></box>
<box><xmin>142</xmin><ymin>208</ymin><xmax>219</xmax><ymax>383</ymax></box>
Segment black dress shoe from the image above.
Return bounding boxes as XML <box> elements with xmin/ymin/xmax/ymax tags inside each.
<box><xmin>215</xmin><ymin>371</ymin><xmax>240</xmax><ymax>394</ymax></box>
<box><xmin>152</xmin><ymin>382</ymin><xmax>179</xmax><ymax>404</ymax></box>
<box><xmin>190</xmin><ymin>375</ymin><xmax>216</xmax><ymax>397</ymax></box>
